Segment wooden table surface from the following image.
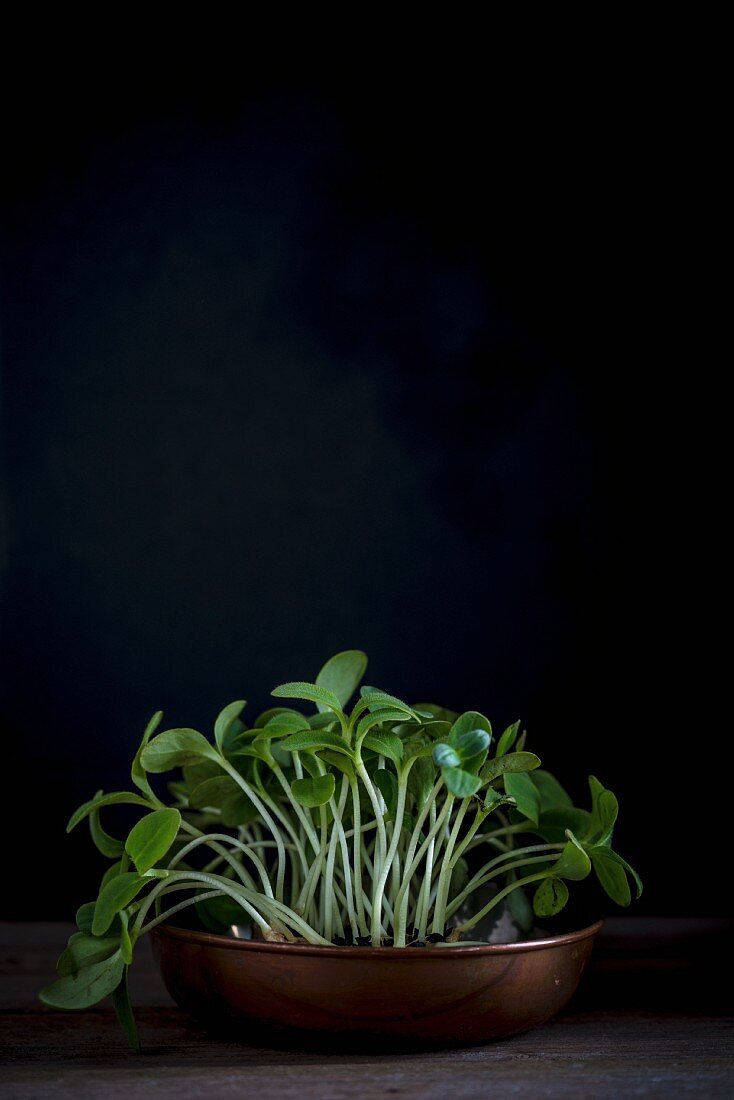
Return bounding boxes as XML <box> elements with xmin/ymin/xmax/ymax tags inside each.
<box><xmin>1</xmin><ymin>919</ymin><xmax>732</xmax><ymax>1098</ymax></box>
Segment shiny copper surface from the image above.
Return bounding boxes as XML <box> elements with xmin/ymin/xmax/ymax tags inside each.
<box><xmin>151</xmin><ymin>921</ymin><xmax>602</xmax><ymax>1046</ymax></box>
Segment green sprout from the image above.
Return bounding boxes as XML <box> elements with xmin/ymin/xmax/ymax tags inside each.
<box><xmin>40</xmin><ymin>650</ymin><xmax>641</xmax><ymax>1050</ymax></box>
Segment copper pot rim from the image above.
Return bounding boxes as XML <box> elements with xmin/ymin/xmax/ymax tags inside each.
<box><xmin>151</xmin><ymin>918</ymin><xmax>603</xmax><ymax>958</ymax></box>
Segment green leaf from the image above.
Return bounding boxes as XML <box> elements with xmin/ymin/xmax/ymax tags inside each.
<box><xmin>188</xmin><ymin>774</ymin><xmax>238</xmax><ymax>807</ymax></box>
<box><xmin>449</xmin><ymin>711</ymin><xmax>491</xmax><ymax>742</ymax></box>
<box><xmin>407</xmin><ymin>755</ymin><xmax>436</xmax><ymax>811</ymax></box>
<box><xmin>482</xmin><ymin>787</ymin><xmax>514</xmax><ymax>813</ymax></box>
<box><xmin>533</xmin><ymin>877</ymin><xmax>569</xmax><ymax>917</ymax></box>
<box><xmin>507</xmin><ymin>882</ymin><xmax>534</xmax><ymax>932</ymax></box>
<box><xmin>40</xmin><ymin>952</ymin><xmax>124</xmax><ymax>1010</ymax></box>
<box><xmin>75</xmin><ymin>902</ymin><xmax>97</xmax><ymax>935</ymax></box>
<box><xmin>280</xmin><ymin>730</ymin><xmax>355</xmax><ymax>757</ymax></box>
<box><xmin>118</xmin><ymin>910</ymin><xmax>133</xmax><ymax>965</ymax></box>
<box><xmin>112</xmin><ymin>966</ymin><xmax>140</xmax><ymax>1052</ymax></box>
<box><xmin>588</xmin><ymin>775</ymin><xmax>604</xmax><ymax>833</ymax></box>
<box><xmin>411</xmin><ymin>702</ymin><xmax>459</xmax><ymax>724</ymax></box>
<box><xmin>214</xmin><ymin>700</ymin><xmax>247</xmax><ymax>752</ymax></box>
<box><xmin>271</xmin><ymin>681</ymin><xmax>345</xmax><ymax>717</ymax></box>
<box><xmin>530</xmin><ymin>769</ymin><xmax>573</xmax><ymax>811</ymax></box>
<box><xmin>190</xmin><ymin>775</ymin><xmax>257</xmax><ymax>826</ymax></box>
<box><xmin>232</xmin><ymin>740</ymin><xmax>273</xmax><ymax>766</ymax></box>
<box><xmin>140</xmin><ymin>729</ymin><xmax>219</xmax><ymax>772</ymax></box>
<box><xmin>315</xmin><ymin>650</ymin><xmax>368</xmax><ymax>710</ymax></box>
<box><xmin>306</xmin><ymin>710</ymin><xmax>338</xmax><ymax>729</ymax></box>
<box><xmin>442</xmin><ymin>767</ymin><xmax>481</xmax><ymax>797</ymax></box>
<box><xmin>591</xmin><ymin>846</ymin><xmax>642</xmax><ymax>899</ymax></box>
<box><xmin>449</xmin><ymin>728</ymin><xmax>490</xmax><ymax>767</ymax></box>
<box><xmin>353</xmin><ymin>690</ymin><xmax>418</xmax><ymax>722</ymax></box>
<box><xmin>504</xmin><ymin>772</ymin><xmax>541</xmax><ymax>824</ymax></box>
<box><xmin>597</xmin><ymin>791</ymin><xmax>618</xmax><ymax>842</ymax></box>
<box><xmin>481</xmin><ymin>752</ymin><xmax>541</xmax><ymax>784</ymax></box>
<box><xmin>374</xmin><ymin>768</ymin><xmax>398</xmax><ymax>816</ymax></box>
<box><xmin>585</xmin><ymin>776</ymin><xmax>620</xmax><ymax>845</ymax></box>
<box><xmin>56</xmin><ymin>933</ymin><xmax>120</xmax><ymax>977</ymax></box>
<box><xmin>131</xmin><ymin>710</ymin><xmax>163</xmax><ymax>798</ymax></box>
<box><xmin>100</xmin><ymin>859</ymin><xmax>127</xmax><ymax>891</ymax></box>
<box><xmin>553</xmin><ymin>837</ymin><xmax>592</xmax><ymax>881</ymax></box>
<box><xmin>261</xmin><ymin>712</ymin><xmax>311</xmax><ymax>737</ymax></box>
<box><xmin>291</xmin><ymin>773</ymin><xmax>335</xmax><ymax>807</ymax></box>
<box><xmin>355</xmin><ymin>708</ymin><xmax>414</xmax><ymax>743</ymax></box>
<box><xmin>254</xmin><ymin>706</ymin><xmax>301</xmax><ymax>729</ymax></box>
<box><xmin>93</xmin><ymin>873</ymin><xmax>146</xmax><ymax>935</ymax></box>
<box><xmin>433</xmin><ymin>742</ymin><xmax>460</xmax><ymax>768</ymax></box>
<box><xmin>536</xmin><ymin>806</ymin><xmax>594</xmax><ymax>844</ymax></box>
<box><xmin>76</xmin><ymin>901</ymin><xmax>123</xmax><ymax>937</ymax></box>
<box><xmin>362</xmin><ymin>731</ymin><xmax>404</xmax><ymax>765</ymax></box>
<box><xmin>495</xmin><ymin>720</ymin><xmax>521</xmax><ymax>757</ymax></box>
<box><xmin>67</xmin><ymin>791</ymin><xmax>152</xmax><ymax>833</ymax></box>
<box><xmin>182</xmin><ymin>758</ymin><xmax>223</xmax><ymax>793</ymax></box>
<box><xmin>125</xmin><ymin>808</ymin><xmax>181</xmax><ymax>874</ymax></box>
<box><xmin>590</xmin><ymin>847</ymin><xmax>631</xmax><ymax>906</ymax></box>
<box><xmin>317</xmin><ymin>749</ymin><xmax>355</xmax><ymax>779</ymax></box>
<box><xmin>88</xmin><ymin>794</ymin><xmax>125</xmax><ymax>859</ymax></box>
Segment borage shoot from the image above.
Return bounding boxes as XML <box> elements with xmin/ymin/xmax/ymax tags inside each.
<box><xmin>41</xmin><ymin>650</ymin><xmax>641</xmax><ymax>1049</ymax></box>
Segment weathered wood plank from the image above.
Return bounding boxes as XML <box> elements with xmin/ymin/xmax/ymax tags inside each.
<box><xmin>1</xmin><ymin>921</ymin><xmax>732</xmax><ymax>1099</ymax></box>
<box><xmin>2</xmin><ymin>1013</ymin><xmax>732</xmax><ymax>1099</ymax></box>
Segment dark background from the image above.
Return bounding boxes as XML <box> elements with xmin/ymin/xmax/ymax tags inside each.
<box><xmin>1</xmin><ymin>54</ymin><xmax>723</xmax><ymax>917</ymax></box>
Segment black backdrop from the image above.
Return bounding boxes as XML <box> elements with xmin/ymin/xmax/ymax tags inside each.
<box><xmin>1</xmin><ymin>63</ymin><xmax>723</xmax><ymax>918</ymax></box>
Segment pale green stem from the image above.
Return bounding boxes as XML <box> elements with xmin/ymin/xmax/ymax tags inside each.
<box><xmin>456</xmin><ymin>871</ymin><xmax>550</xmax><ymax>934</ymax></box>
<box><xmin>370</xmin><ymin>778</ymin><xmax>407</xmax><ymax>944</ymax></box>
<box><xmin>415</xmin><ymin>802</ymin><xmax>437</xmax><ymax>940</ymax></box>
<box><xmin>271</xmin><ymin>761</ymin><xmax>320</xmax><ymax>854</ymax></box>
<box><xmin>431</xmin><ymin>798</ymin><xmax>469</xmax><ymax>935</ymax></box>
<box><xmin>139</xmin><ymin>890</ymin><xmax>224</xmax><ymax>935</ymax></box>
<box><xmin>394</xmin><ymin>787</ymin><xmax>451</xmax><ymax>946</ymax></box>
<box><xmin>328</xmin><ymin>776</ymin><xmax>359</xmax><ymax>938</ymax></box>
<box><xmin>356</xmin><ymin>760</ymin><xmax>387</xmax><ymax>885</ymax></box>
<box><xmin>350</xmin><ymin>778</ymin><xmax>368</xmax><ymax>935</ymax></box>
<box><xmin>445</xmin><ymin>854</ymin><xmax>558</xmax><ymax>921</ymax></box>
<box><xmin>219</xmin><ymin>760</ymin><xmax>288</xmax><ymax>900</ymax></box>
<box><xmin>450</xmin><ymin>843</ymin><xmax>562</xmax><ymax>915</ymax></box>
<box><xmin>133</xmin><ymin>872</ymin><xmax>269</xmax><ymax>936</ymax></box>
<box><xmin>170</xmin><ymin>832</ymin><xmax>273</xmax><ymax>897</ymax></box>
<box><xmin>297</xmin><ymin>802</ymin><xmax>329</xmax><ymax>919</ymax></box>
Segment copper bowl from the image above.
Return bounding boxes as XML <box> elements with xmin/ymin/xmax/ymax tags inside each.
<box><xmin>151</xmin><ymin>920</ymin><xmax>602</xmax><ymax>1048</ymax></box>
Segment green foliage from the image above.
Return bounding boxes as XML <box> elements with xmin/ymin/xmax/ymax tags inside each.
<box><xmin>271</xmin><ymin>682</ymin><xmax>345</xmax><ymax>719</ymax></box>
<box><xmin>495</xmin><ymin>720</ymin><xmax>521</xmax><ymax>757</ymax></box>
<box><xmin>553</xmin><ymin>834</ymin><xmax>592</xmax><ymax>881</ymax></box>
<box><xmin>40</xmin><ymin>953</ymin><xmax>125</xmax><ymax>1010</ymax></box>
<box><xmin>43</xmin><ymin>649</ymin><xmax>640</xmax><ymax>1051</ymax></box>
<box><xmin>56</xmin><ymin>933</ymin><xmax>120</xmax><ymax>976</ymax></box>
<box><xmin>481</xmin><ymin>751</ymin><xmax>540</xmax><ymax>784</ymax></box>
<box><xmin>214</xmin><ymin>700</ymin><xmax>247</xmax><ymax>752</ymax></box>
<box><xmin>93</xmin><ymin>873</ymin><xmax>146</xmax><ymax>935</ymax></box>
<box><xmin>362</xmin><ymin>730</ymin><xmax>403</xmax><ymax>764</ymax></box>
<box><xmin>504</xmin><ymin>772</ymin><xmax>541</xmax><ymax>825</ymax></box>
<box><xmin>533</xmin><ymin>877</ymin><xmax>569</xmax><ymax>917</ymax></box>
<box><xmin>112</xmin><ymin>968</ymin><xmax>140</xmax><ymax>1053</ymax></box>
<box><xmin>315</xmin><ymin>650</ymin><xmax>368</xmax><ymax>710</ymax></box>
<box><xmin>125</xmin><ymin>809</ymin><xmax>181</xmax><ymax>874</ymax></box>
<box><xmin>291</xmin><ymin>774</ymin><xmax>335</xmax><ymax>807</ymax></box>
<box><xmin>140</xmin><ymin>729</ymin><xmax>219</xmax><ymax>772</ymax></box>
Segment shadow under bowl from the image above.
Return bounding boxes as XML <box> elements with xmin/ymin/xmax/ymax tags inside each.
<box><xmin>150</xmin><ymin>920</ymin><xmax>602</xmax><ymax>1049</ymax></box>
